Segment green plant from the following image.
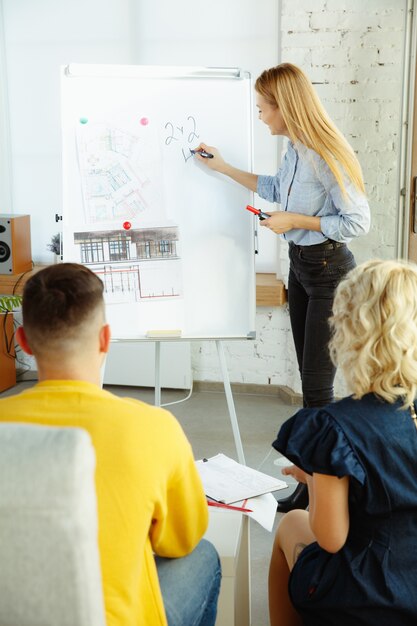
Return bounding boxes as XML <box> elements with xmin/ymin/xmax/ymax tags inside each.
<box><xmin>0</xmin><ymin>295</ymin><xmax>23</xmax><ymax>313</ymax></box>
<box><xmin>47</xmin><ymin>233</ymin><xmax>62</xmax><ymax>256</ymax></box>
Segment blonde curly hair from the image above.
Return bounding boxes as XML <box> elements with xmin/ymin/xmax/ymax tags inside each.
<box><xmin>329</xmin><ymin>259</ymin><xmax>417</xmax><ymax>408</ymax></box>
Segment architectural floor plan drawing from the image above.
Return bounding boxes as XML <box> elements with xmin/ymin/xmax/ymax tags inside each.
<box><xmin>137</xmin><ymin>259</ymin><xmax>182</xmax><ymax>299</ymax></box>
<box><xmin>91</xmin><ymin>260</ymin><xmax>182</xmax><ymax>304</ymax></box>
<box><xmin>72</xmin><ymin>118</ymin><xmax>185</xmax><ymax>307</ymax></box>
<box><xmin>73</xmin><ymin>226</ymin><xmax>182</xmax><ymax>304</ymax></box>
<box><xmin>76</xmin><ymin>122</ymin><xmax>164</xmax><ymax>224</ymax></box>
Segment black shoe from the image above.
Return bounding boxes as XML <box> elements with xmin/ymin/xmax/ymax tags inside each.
<box><xmin>277</xmin><ymin>483</ymin><xmax>309</xmax><ymax>513</ymax></box>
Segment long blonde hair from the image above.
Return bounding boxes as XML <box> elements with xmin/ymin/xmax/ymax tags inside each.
<box><xmin>329</xmin><ymin>259</ymin><xmax>417</xmax><ymax>408</ymax></box>
<box><xmin>255</xmin><ymin>63</ymin><xmax>365</xmax><ymax>196</ymax></box>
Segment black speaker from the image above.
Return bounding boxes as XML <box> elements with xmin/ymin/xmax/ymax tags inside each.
<box><xmin>0</xmin><ymin>214</ymin><xmax>32</xmax><ymax>275</ymax></box>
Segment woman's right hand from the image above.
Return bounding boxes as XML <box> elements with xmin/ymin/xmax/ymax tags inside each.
<box><xmin>192</xmin><ymin>143</ymin><xmax>259</xmax><ymax>192</ymax></box>
<box><xmin>193</xmin><ymin>143</ymin><xmax>228</xmax><ymax>173</ymax></box>
<box><xmin>281</xmin><ymin>464</ymin><xmax>309</xmax><ymax>484</ymax></box>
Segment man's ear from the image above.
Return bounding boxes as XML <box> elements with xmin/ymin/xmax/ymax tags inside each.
<box><xmin>15</xmin><ymin>326</ymin><xmax>33</xmax><ymax>355</ymax></box>
<box><xmin>99</xmin><ymin>323</ymin><xmax>111</xmax><ymax>354</ymax></box>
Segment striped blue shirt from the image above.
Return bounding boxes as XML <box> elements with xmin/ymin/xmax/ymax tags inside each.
<box><xmin>257</xmin><ymin>141</ymin><xmax>370</xmax><ymax>245</ymax></box>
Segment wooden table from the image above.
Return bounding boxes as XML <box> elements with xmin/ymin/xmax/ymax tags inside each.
<box><xmin>0</xmin><ymin>267</ymin><xmax>45</xmax><ymax>391</ymax></box>
<box><xmin>0</xmin><ymin>313</ymin><xmax>16</xmax><ymax>392</ymax></box>
<box><xmin>256</xmin><ymin>273</ymin><xmax>287</xmax><ymax>307</ymax></box>
<box><xmin>0</xmin><ymin>265</ymin><xmax>46</xmax><ymax>296</ymax></box>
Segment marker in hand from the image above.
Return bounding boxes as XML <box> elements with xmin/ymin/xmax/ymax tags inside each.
<box><xmin>246</xmin><ymin>205</ymin><xmax>270</xmax><ymax>221</ymax></box>
<box><xmin>190</xmin><ymin>149</ymin><xmax>214</xmax><ymax>159</ymax></box>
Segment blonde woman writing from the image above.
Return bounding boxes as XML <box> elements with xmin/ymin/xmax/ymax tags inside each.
<box><xmin>269</xmin><ymin>259</ymin><xmax>417</xmax><ymax>626</ymax></box>
<box><xmin>195</xmin><ymin>63</ymin><xmax>370</xmax><ymax>512</ymax></box>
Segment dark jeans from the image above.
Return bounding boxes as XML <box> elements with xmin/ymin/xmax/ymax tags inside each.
<box><xmin>288</xmin><ymin>240</ymin><xmax>356</xmax><ymax>408</ymax></box>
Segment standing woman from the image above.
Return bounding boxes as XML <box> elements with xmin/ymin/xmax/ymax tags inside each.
<box><xmin>195</xmin><ymin>63</ymin><xmax>370</xmax><ymax>512</ymax></box>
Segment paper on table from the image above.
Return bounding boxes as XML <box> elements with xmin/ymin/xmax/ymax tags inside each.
<box><xmin>196</xmin><ymin>453</ymin><xmax>287</xmax><ymax>504</ymax></box>
<box><xmin>207</xmin><ymin>493</ymin><xmax>278</xmax><ymax>531</ymax></box>
<box><xmin>239</xmin><ymin>493</ymin><xmax>278</xmax><ymax>531</ymax></box>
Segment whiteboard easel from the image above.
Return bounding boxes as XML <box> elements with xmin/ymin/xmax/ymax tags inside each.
<box><xmin>63</xmin><ymin>65</ymin><xmax>256</xmax><ymax>465</ymax></box>
<box><xmin>61</xmin><ymin>64</ymin><xmax>256</xmax><ymax>340</ymax></box>
<box><xmin>114</xmin><ymin>337</ymin><xmax>247</xmax><ymax>465</ymax></box>
<box><xmin>154</xmin><ymin>339</ymin><xmax>245</xmax><ymax>464</ymax></box>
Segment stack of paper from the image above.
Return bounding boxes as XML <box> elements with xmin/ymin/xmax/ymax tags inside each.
<box><xmin>196</xmin><ymin>453</ymin><xmax>287</xmax><ymax>504</ymax></box>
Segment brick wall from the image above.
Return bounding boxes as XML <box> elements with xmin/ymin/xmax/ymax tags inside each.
<box><xmin>192</xmin><ymin>0</ymin><xmax>407</xmax><ymax>397</ymax></box>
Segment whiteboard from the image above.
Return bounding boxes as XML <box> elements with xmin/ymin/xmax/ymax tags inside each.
<box><xmin>61</xmin><ymin>64</ymin><xmax>256</xmax><ymax>339</ymax></box>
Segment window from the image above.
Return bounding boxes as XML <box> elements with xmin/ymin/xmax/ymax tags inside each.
<box><xmin>159</xmin><ymin>240</ymin><xmax>171</xmax><ymax>255</ymax></box>
<box><xmin>109</xmin><ymin>239</ymin><xmax>130</xmax><ymax>261</ymax></box>
<box><xmin>80</xmin><ymin>241</ymin><xmax>104</xmax><ymax>263</ymax></box>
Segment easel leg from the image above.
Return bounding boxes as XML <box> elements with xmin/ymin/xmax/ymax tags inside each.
<box><xmin>216</xmin><ymin>340</ymin><xmax>246</xmax><ymax>465</ymax></box>
<box><xmin>100</xmin><ymin>355</ymin><xmax>107</xmax><ymax>389</ymax></box>
<box><xmin>155</xmin><ymin>341</ymin><xmax>161</xmax><ymax>407</ymax></box>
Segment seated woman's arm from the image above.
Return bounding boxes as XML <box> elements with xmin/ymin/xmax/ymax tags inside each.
<box><xmin>283</xmin><ymin>464</ymin><xmax>350</xmax><ymax>553</ymax></box>
<box><xmin>307</xmin><ymin>473</ymin><xmax>349</xmax><ymax>553</ymax></box>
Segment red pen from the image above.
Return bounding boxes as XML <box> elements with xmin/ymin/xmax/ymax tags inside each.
<box><xmin>207</xmin><ymin>499</ymin><xmax>253</xmax><ymax>513</ymax></box>
<box><xmin>246</xmin><ymin>205</ymin><xmax>270</xmax><ymax>220</ymax></box>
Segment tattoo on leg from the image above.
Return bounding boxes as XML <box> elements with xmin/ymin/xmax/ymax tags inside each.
<box><xmin>293</xmin><ymin>542</ymin><xmax>307</xmax><ymax>566</ymax></box>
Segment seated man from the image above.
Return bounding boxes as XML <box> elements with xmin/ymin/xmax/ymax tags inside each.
<box><xmin>0</xmin><ymin>263</ymin><xmax>221</xmax><ymax>626</ymax></box>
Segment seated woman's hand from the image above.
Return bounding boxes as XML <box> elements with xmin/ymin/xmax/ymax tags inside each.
<box><xmin>281</xmin><ymin>464</ymin><xmax>309</xmax><ymax>484</ymax></box>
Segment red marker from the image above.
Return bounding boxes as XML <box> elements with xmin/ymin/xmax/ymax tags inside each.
<box><xmin>207</xmin><ymin>500</ymin><xmax>253</xmax><ymax>513</ymax></box>
<box><xmin>246</xmin><ymin>205</ymin><xmax>270</xmax><ymax>220</ymax></box>
<box><xmin>123</xmin><ymin>221</ymin><xmax>132</xmax><ymax>230</ymax></box>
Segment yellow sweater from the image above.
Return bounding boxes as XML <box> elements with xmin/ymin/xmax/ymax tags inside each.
<box><xmin>0</xmin><ymin>380</ymin><xmax>208</xmax><ymax>626</ymax></box>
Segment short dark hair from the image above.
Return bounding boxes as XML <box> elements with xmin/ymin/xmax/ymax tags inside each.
<box><xmin>22</xmin><ymin>263</ymin><xmax>104</xmax><ymax>351</ymax></box>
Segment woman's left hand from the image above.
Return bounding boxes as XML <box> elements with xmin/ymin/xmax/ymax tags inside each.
<box><xmin>281</xmin><ymin>464</ymin><xmax>309</xmax><ymax>484</ymax></box>
<box><xmin>260</xmin><ymin>211</ymin><xmax>296</xmax><ymax>234</ymax></box>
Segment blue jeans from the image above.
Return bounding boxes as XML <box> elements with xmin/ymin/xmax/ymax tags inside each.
<box><xmin>155</xmin><ymin>538</ymin><xmax>221</xmax><ymax>626</ymax></box>
<box><xmin>288</xmin><ymin>240</ymin><xmax>356</xmax><ymax>408</ymax></box>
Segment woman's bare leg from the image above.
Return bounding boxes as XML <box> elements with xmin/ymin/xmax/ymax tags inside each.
<box><xmin>269</xmin><ymin>510</ymin><xmax>315</xmax><ymax>626</ymax></box>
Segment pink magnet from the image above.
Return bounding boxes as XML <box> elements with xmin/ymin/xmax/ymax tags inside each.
<box><xmin>140</xmin><ymin>117</ymin><xmax>149</xmax><ymax>126</ymax></box>
<box><xmin>123</xmin><ymin>221</ymin><xmax>132</xmax><ymax>230</ymax></box>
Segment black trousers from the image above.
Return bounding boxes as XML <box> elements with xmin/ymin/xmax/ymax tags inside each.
<box><xmin>288</xmin><ymin>240</ymin><xmax>356</xmax><ymax>408</ymax></box>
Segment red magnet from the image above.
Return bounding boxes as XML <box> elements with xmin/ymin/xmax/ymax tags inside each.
<box><xmin>123</xmin><ymin>221</ymin><xmax>132</xmax><ymax>230</ymax></box>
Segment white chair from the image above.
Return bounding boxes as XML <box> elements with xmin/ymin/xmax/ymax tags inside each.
<box><xmin>0</xmin><ymin>422</ymin><xmax>106</xmax><ymax>626</ymax></box>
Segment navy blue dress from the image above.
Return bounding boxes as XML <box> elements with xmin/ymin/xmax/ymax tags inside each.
<box><xmin>273</xmin><ymin>393</ymin><xmax>417</xmax><ymax>626</ymax></box>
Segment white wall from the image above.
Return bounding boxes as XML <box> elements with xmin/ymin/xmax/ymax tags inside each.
<box><xmin>192</xmin><ymin>0</ymin><xmax>407</xmax><ymax>397</ymax></box>
<box><xmin>0</xmin><ymin>0</ymin><xmax>13</xmax><ymax>212</ymax></box>
<box><xmin>2</xmin><ymin>0</ymin><xmax>280</xmax><ymax>271</ymax></box>
<box><xmin>2</xmin><ymin>0</ymin><xmax>133</xmax><ymax>263</ymax></box>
